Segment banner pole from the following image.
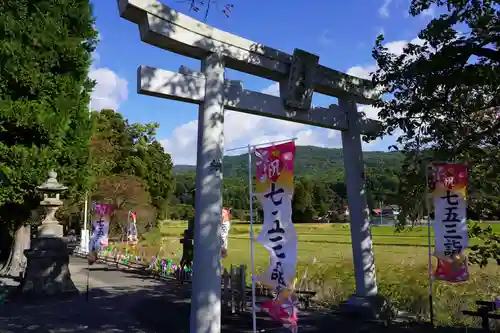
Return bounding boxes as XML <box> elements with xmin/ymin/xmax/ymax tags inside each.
<box><xmin>425</xmin><ymin>162</ymin><xmax>434</xmax><ymax>327</ymax></box>
<box><xmin>226</xmin><ymin>137</ymin><xmax>298</xmax><ymax>153</ymax></box>
<box><xmin>248</xmin><ymin>144</ymin><xmax>257</xmax><ymax>333</ymax></box>
<box><xmin>427</xmin><ymin>210</ymin><xmax>434</xmax><ymax>327</ymax></box>
<box><xmin>86</xmin><ymin>213</ymin><xmax>92</xmax><ymax>303</ymax></box>
<box><xmin>86</xmin><ymin>263</ymin><xmax>90</xmax><ymax>302</ymax></box>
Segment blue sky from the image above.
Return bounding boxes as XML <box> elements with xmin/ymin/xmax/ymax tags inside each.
<box><xmin>89</xmin><ymin>0</ymin><xmax>435</xmax><ymax>165</ymax></box>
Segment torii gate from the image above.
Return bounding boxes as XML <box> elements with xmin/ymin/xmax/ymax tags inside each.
<box><xmin>118</xmin><ymin>0</ymin><xmax>381</xmax><ymax>332</ymax></box>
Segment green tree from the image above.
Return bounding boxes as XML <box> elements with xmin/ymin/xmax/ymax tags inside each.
<box><xmin>292</xmin><ymin>176</ymin><xmax>316</xmax><ymax>222</ymax></box>
<box><xmin>0</xmin><ymin>0</ymin><xmax>97</xmax><ymax>274</ymax></box>
<box><xmin>93</xmin><ymin>174</ymin><xmax>156</xmax><ymax>238</ymax></box>
<box><xmin>91</xmin><ymin>109</ymin><xmax>175</xmax><ymax>220</ymax></box>
<box><xmin>173</xmin><ymin>172</ymin><xmax>196</xmax><ymax>206</ymax></box>
<box><xmin>371</xmin><ymin>0</ymin><xmax>500</xmax><ymax>261</ymax></box>
<box><xmin>170</xmin><ymin>147</ymin><xmax>409</xmax><ymax>222</ymax></box>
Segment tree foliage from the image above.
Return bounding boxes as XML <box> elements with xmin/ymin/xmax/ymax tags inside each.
<box><xmin>93</xmin><ymin>174</ymin><xmax>155</xmax><ymax>238</ymax></box>
<box><xmin>90</xmin><ymin>109</ymin><xmax>175</xmax><ymax>221</ymax></box>
<box><xmin>0</xmin><ymin>0</ymin><xmax>97</xmax><ymax>260</ymax></box>
<box><xmin>170</xmin><ymin>146</ymin><xmax>500</xmax><ymax>223</ymax></box>
<box><xmin>371</xmin><ymin>0</ymin><xmax>500</xmax><ymax>262</ymax></box>
<box><xmin>172</xmin><ymin>148</ymin><xmax>408</xmax><ymax>222</ymax></box>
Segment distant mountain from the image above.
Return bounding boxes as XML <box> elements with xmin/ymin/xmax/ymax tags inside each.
<box><xmin>173</xmin><ymin>165</ymin><xmax>196</xmax><ymax>173</ymax></box>
<box><xmin>173</xmin><ymin>146</ymin><xmax>403</xmax><ymax>178</ymax></box>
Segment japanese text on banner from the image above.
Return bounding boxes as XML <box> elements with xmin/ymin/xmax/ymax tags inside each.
<box><xmin>255</xmin><ymin>141</ymin><xmax>298</xmax><ymax>292</ymax></box>
<box><xmin>430</xmin><ymin>163</ymin><xmax>469</xmax><ymax>282</ymax></box>
<box><xmin>90</xmin><ymin>218</ymin><xmax>110</xmax><ymax>252</ymax></box>
<box><xmin>88</xmin><ymin>202</ymin><xmax>112</xmax><ymax>265</ymax></box>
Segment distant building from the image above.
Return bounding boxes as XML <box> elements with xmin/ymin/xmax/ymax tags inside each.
<box><xmin>343</xmin><ymin>205</ymin><xmax>402</xmax><ymax>220</ymax></box>
<box><xmin>371</xmin><ymin>205</ymin><xmax>400</xmax><ymax>217</ymax></box>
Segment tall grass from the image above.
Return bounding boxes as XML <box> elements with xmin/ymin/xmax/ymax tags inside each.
<box><xmin>126</xmin><ymin>221</ymin><xmax>500</xmax><ymax>328</ymax></box>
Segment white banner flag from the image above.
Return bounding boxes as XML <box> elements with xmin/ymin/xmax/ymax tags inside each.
<box><xmin>434</xmin><ymin>190</ymin><xmax>469</xmax><ymax>256</ymax></box>
<box><xmin>430</xmin><ymin>163</ymin><xmax>470</xmax><ymax>282</ymax></box>
<box><xmin>220</xmin><ymin>207</ymin><xmax>231</xmax><ymax>258</ymax></box>
<box><xmin>90</xmin><ymin>218</ymin><xmax>109</xmax><ymax>252</ymax></box>
<box><xmin>80</xmin><ymin>230</ymin><xmax>90</xmax><ymax>253</ymax></box>
<box><xmin>256</xmin><ymin>191</ymin><xmax>298</xmax><ymax>291</ymax></box>
<box><xmin>255</xmin><ymin>141</ymin><xmax>297</xmax><ymax>292</ymax></box>
<box><xmin>431</xmin><ymin>163</ymin><xmax>469</xmax><ymax>257</ymax></box>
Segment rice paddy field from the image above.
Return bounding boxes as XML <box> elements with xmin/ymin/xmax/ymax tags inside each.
<box><xmin>124</xmin><ymin>221</ymin><xmax>500</xmax><ymax>327</ymax></box>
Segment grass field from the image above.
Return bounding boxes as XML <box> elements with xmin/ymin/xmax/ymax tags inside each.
<box><xmin>127</xmin><ymin>221</ymin><xmax>500</xmax><ymax>327</ymax></box>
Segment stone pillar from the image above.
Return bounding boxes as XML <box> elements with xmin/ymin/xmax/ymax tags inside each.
<box><xmin>339</xmin><ymin>98</ymin><xmax>378</xmax><ymax>297</ymax></box>
<box><xmin>179</xmin><ymin>215</ymin><xmax>194</xmax><ymax>270</ymax></box>
<box><xmin>21</xmin><ymin>171</ymin><xmax>78</xmax><ymax>297</ymax></box>
<box><xmin>190</xmin><ymin>53</ymin><xmax>225</xmax><ymax>333</ymax></box>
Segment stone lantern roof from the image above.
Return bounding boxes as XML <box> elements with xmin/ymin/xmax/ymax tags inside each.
<box><xmin>37</xmin><ymin>171</ymin><xmax>67</xmax><ymax>192</ymax></box>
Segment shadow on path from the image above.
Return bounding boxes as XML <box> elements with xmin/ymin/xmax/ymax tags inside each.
<box><xmin>0</xmin><ymin>261</ymin><xmax>487</xmax><ymax>333</ymax></box>
<box><xmin>0</xmin><ymin>282</ymin><xmax>283</xmax><ymax>333</ymax></box>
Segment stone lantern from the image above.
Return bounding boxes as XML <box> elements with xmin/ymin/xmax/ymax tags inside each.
<box><xmin>20</xmin><ymin>171</ymin><xmax>78</xmax><ymax>297</ymax></box>
<box><xmin>179</xmin><ymin>189</ymin><xmax>195</xmax><ymax>270</ymax></box>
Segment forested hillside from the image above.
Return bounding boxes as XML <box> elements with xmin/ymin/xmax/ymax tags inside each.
<box><xmin>171</xmin><ymin>147</ymin><xmax>404</xmax><ymax>222</ymax></box>
<box><xmin>174</xmin><ymin>146</ymin><xmax>404</xmax><ymax>177</ymax></box>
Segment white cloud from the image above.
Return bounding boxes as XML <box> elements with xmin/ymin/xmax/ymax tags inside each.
<box><xmin>421</xmin><ymin>6</ymin><xmax>436</xmax><ymax>18</ymax></box>
<box><xmin>345</xmin><ymin>38</ymin><xmax>419</xmax><ymax>121</ymax></box>
<box><xmin>359</xmin><ymin>105</ymin><xmax>381</xmax><ymax>120</ymax></box>
<box><xmin>160</xmin><ymin>84</ymin><xmax>347</xmax><ymax>165</ymax></box>
<box><xmin>160</xmin><ymin>57</ymin><xmax>404</xmax><ymax>165</ymax></box>
<box><xmin>385</xmin><ymin>37</ymin><xmax>424</xmax><ymax>56</ymax></box>
<box><xmin>91</xmin><ymin>51</ymin><xmax>100</xmax><ymax>64</ymax></box>
<box><xmin>347</xmin><ymin>64</ymin><xmax>377</xmax><ymax>80</ymax></box>
<box><xmin>346</xmin><ymin>37</ymin><xmax>429</xmax><ymax>147</ymax></box>
<box><xmin>379</xmin><ymin>0</ymin><xmax>392</xmax><ymax>18</ymax></box>
<box><xmin>346</xmin><ymin>37</ymin><xmax>425</xmax><ymax>83</ymax></box>
<box><xmin>88</xmin><ymin>52</ymin><xmax>129</xmax><ymax>111</ymax></box>
<box><xmin>260</xmin><ymin>82</ymin><xmax>280</xmax><ymax>96</ymax></box>
<box><xmin>404</xmin><ymin>5</ymin><xmax>435</xmax><ymax>18</ymax></box>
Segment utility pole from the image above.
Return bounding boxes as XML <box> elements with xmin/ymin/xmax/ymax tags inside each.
<box><xmin>378</xmin><ymin>159</ymin><xmax>384</xmax><ymax>225</ymax></box>
<box><xmin>82</xmin><ymin>96</ymin><xmax>109</xmax><ymax>252</ymax></box>
<box><xmin>379</xmin><ymin>200</ymin><xmax>383</xmax><ymax>225</ymax></box>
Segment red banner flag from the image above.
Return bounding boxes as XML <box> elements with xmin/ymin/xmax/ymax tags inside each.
<box><xmin>434</xmin><ymin>253</ymin><xmax>469</xmax><ymax>283</ymax></box>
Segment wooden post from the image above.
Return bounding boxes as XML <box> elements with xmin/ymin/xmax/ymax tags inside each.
<box><xmin>222</xmin><ymin>268</ymin><xmax>229</xmax><ymax>313</ymax></box>
<box><xmin>233</xmin><ymin>266</ymin><xmax>238</xmax><ymax>312</ymax></box>
<box><xmin>239</xmin><ymin>265</ymin><xmax>246</xmax><ymax>311</ymax></box>
<box><xmin>230</xmin><ymin>265</ymin><xmax>236</xmax><ymax>314</ymax></box>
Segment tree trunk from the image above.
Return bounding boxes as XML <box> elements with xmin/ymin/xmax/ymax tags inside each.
<box><xmin>0</xmin><ymin>225</ymin><xmax>31</xmax><ymax>278</ymax></box>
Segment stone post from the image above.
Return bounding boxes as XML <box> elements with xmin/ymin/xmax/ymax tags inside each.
<box><xmin>339</xmin><ymin>98</ymin><xmax>389</xmax><ymax>318</ymax></box>
<box><xmin>340</xmin><ymin>98</ymin><xmax>377</xmax><ymax>297</ymax></box>
<box><xmin>190</xmin><ymin>53</ymin><xmax>225</xmax><ymax>333</ymax></box>
<box><xmin>179</xmin><ymin>189</ymin><xmax>196</xmax><ymax>272</ymax></box>
<box><xmin>21</xmin><ymin>171</ymin><xmax>78</xmax><ymax>297</ymax></box>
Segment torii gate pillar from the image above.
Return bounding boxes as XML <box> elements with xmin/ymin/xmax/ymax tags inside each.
<box><xmin>339</xmin><ymin>98</ymin><xmax>377</xmax><ymax>296</ymax></box>
<box><xmin>117</xmin><ymin>0</ymin><xmax>384</xmax><ymax>331</ymax></box>
<box><xmin>191</xmin><ymin>53</ymin><xmax>225</xmax><ymax>333</ymax></box>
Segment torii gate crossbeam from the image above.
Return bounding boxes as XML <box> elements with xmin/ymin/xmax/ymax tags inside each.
<box><xmin>117</xmin><ymin>1</ymin><xmax>382</xmax><ymax>332</ymax></box>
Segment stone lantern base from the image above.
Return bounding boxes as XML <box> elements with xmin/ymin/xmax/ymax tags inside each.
<box><xmin>20</xmin><ymin>237</ymin><xmax>78</xmax><ymax>298</ymax></box>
